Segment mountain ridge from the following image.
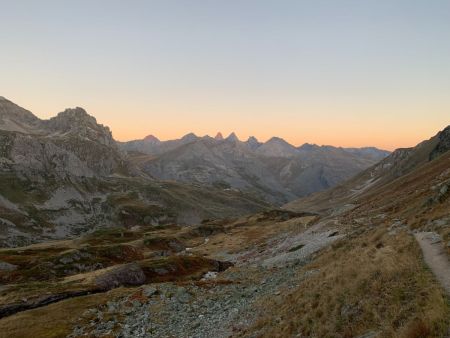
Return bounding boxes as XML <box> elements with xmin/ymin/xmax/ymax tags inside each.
<box><xmin>0</xmin><ymin>97</ymin><xmax>270</xmax><ymax>247</ymax></box>
<box><xmin>285</xmin><ymin>124</ymin><xmax>450</xmax><ymax>214</ymax></box>
<box><xmin>120</xmin><ymin>132</ymin><xmax>390</xmax><ymax>156</ymax></box>
<box><xmin>120</xmin><ymin>131</ymin><xmax>390</xmax><ymax>204</ymax></box>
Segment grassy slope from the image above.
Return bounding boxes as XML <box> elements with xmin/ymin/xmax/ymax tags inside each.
<box><xmin>284</xmin><ymin>135</ymin><xmax>445</xmax><ymax>215</ymax></box>
<box><xmin>240</xmin><ymin>227</ymin><xmax>449</xmax><ymax>337</ymax></box>
<box><xmin>0</xmin><ymin>146</ymin><xmax>449</xmax><ymax>337</ymax></box>
<box><xmin>0</xmin><ymin>207</ymin><xmax>449</xmax><ymax>337</ymax></box>
<box><xmin>0</xmin><ymin>288</ymin><xmax>132</xmax><ymax>338</ymax></box>
<box><xmin>0</xmin><ymin>173</ymin><xmax>271</xmax><ymax>247</ymax></box>
<box><xmin>260</xmin><ymin>151</ymin><xmax>450</xmax><ymax>337</ymax></box>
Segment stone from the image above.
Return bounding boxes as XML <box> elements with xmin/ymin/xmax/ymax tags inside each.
<box><xmin>0</xmin><ymin>261</ymin><xmax>17</xmax><ymax>271</ymax></box>
<box><xmin>143</xmin><ymin>286</ymin><xmax>158</xmax><ymax>297</ymax></box>
<box><xmin>107</xmin><ymin>301</ymin><xmax>117</xmax><ymax>313</ymax></box>
<box><xmin>176</xmin><ymin>288</ymin><xmax>192</xmax><ymax>304</ymax></box>
<box><xmin>201</xmin><ymin>271</ymin><xmax>218</xmax><ymax>280</ymax></box>
<box><xmin>94</xmin><ymin>263</ymin><xmax>146</xmax><ymax>290</ymax></box>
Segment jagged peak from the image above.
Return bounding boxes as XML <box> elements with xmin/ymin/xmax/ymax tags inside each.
<box><xmin>215</xmin><ymin>132</ymin><xmax>224</xmax><ymax>140</ymax></box>
<box><xmin>246</xmin><ymin>136</ymin><xmax>261</xmax><ymax>150</ymax></box>
<box><xmin>44</xmin><ymin>107</ymin><xmax>114</xmax><ymax>146</ymax></box>
<box><xmin>47</xmin><ymin>107</ymin><xmax>105</xmax><ymax>131</ymax></box>
<box><xmin>62</xmin><ymin>106</ymin><xmax>89</xmax><ymax>115</ymax></box>
<box><xmin>52</xmin><ymin>107</ymin><xmax>98</xmax><ymax>124</ymax></box>
<box><xmin>226</xmin><ymin>132</ymin><xmax>239</xmax><ymax>142</ymax></box>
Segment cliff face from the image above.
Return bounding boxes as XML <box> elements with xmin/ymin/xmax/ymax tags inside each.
<box><xmin>285</xmin><ymin>125</ymin><xmax>450</xmax><ymax>215</ymax></box>
<box><xmin>0</xmin><ymin>98</ymin><xmax>127</xmax><ymax>179</ymax></box>
<box><xmin>430</xmin><ymin>126</ymin><xmax>450</xmax><ymax>160</ymax></box>
<box><xmin>121</xmin><ymin>133</ymin><xmax>390</xmax><ymax>205</ymax></box>
<box><xmin>0</xmin><ymin>98</ymin><xmax>269</xmax><ymax>248</ymax></box>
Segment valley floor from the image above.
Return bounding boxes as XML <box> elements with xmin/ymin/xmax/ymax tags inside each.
<box><xmin>0</xmin><ymin>209</ymin><xmax>449</xmax><ymax>338</ymax></box>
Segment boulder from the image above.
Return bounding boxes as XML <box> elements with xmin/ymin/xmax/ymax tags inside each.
<box><xmin>94</xmin><ymin>263</ymin><xmax>146</xmax><ymax>290</ymax></box>
<box><xmin>0</xmin><ymin>261</ymin><xmax>17</xmax><ymax>271</ymax></box>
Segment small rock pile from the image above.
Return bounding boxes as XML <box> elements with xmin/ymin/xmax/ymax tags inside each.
<box><xmin>69</xmin><ymin>264</ymin><xmax>315</xmax><ymax>338</ymax></box>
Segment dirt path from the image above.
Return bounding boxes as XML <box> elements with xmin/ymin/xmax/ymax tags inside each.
<box><xmin>415</xmin><ymin>232</ymin><xmax>450</xmax><ymax>295</ymax></box>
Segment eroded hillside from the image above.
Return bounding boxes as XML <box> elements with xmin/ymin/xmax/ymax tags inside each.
<box><xmin>0</xmin><ymin>98</ymin><xmax>448</xmax><ymax>338</ymax></box>
<box><xmin>0</xmin><ymin>97</ymin><xmax>270</xmax><ymax>247</ymax></box>
<box><xmin>0</xmin><ymin>199</ymin><xmax>448</xmax><ymax>337</ymax></box>
<box><xmin>120</xmin><ymin>133</ymin><xmax>389</xmax><ymax>205</ymax></box>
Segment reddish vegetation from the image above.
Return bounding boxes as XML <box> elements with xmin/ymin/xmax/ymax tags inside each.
<box><xmin>138</xmin><ymin>256</ymin><xmax>233</xmax><ymax>283</ymax></box>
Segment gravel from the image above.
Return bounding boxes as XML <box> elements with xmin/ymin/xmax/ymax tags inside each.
<box><xmin>69</xmin><ymin>225</ymin><xmax>337</xmax><ymax>338</ymax></box>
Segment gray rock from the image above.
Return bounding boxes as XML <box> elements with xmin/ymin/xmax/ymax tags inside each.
<box><xmin>0</xmin><ymin>261</ymin><xmax>17</xmax><ymax>271</ymax></box>
<box><xmin>126</xmin><ymin>130</ymin><xmax>388</xmax><ymax>205</ymax></box>
<box><xmin>143</xmin><ymin>285</ymin><xmax>158</xmax><ymax>297</ymax></box>
<box><xmin>94</xmin><ymin>263</ymin><xmax>146</xmax><ymax>290</ymax></box>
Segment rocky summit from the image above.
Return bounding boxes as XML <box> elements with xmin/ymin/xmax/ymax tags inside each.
<box><xmin>2</xmin><ymin>2</ymin><xmax>449</xmax><ymax>336</ymax></box>
<box><xmin>120</xmin><ymin>131</ymin><xmax>389</xmax><ymax>205</ymax></box>
<box><xmin>0</xmin><ymin>98</ymin><xmax>270</xmax><ymax>247</ymax></box>
<box><xmin>0</xmin><ymin>97</ymin><xmax>449</xmax><ymax>338</ymax></box>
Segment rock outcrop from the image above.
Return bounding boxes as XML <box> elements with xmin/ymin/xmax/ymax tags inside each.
<box><xmin>0</xmin><ymin>97</ymin><xmax>270</xmax><ymax>247</ymax></box>
<box><xmin>121</xmin><ymin>133</ymin><xmax>390</xmax><ymax>204</ymax></box>
<box><xmin>430</xmin><ymin>126</ymin><xmax>450</xmax><ymax>160</ymax></box>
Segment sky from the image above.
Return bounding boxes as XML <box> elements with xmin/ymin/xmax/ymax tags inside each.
<box><xmin>1</xmin><ymin>0</ymin><xmax>449</xmax><ymax>150</ymax></box>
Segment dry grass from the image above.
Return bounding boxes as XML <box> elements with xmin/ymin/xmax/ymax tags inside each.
<box><xmin>0</xmin><ymin>288</ymin><xmax>133</xmax><ymax>338</ymax></box>
<box><xmin>0</xmin><ymin>221</ymin><xmax>231</xmax><ymax>313</ymax></box>
<box><xmin>239</xmin><ymin>227</ymin><xmax>450</xmax><ymax>338</ymax></box>
<box><xmin>138</xmin><ymin>255</ymin><xmax>227</xmax><ymax>282</ymax></box>
<box><xmin>189</xmin><ymin>215</ymin><xmax>317</xmax><ymax>258</ymax></box>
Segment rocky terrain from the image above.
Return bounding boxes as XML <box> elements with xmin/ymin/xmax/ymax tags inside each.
<box><xmin>285</xmin><ymin>125</ymin><xmax>450</xmax><ymax>214</ymax></box>
<box><xmin>0</xmin><ymin>97</ymin><xmax>269</xmax><ymax>247</ymax></box>
<box><xmin>0</xmin><ymin>156</ymin><xmax>449</xmax><ymax>337</ymax></box>
<box><xmin>119</xmin><ymin>132</ymin><xmax>389</xmax><ymax>205</ymax></box>
<box><xmin>0</xmin><ymin>96</ymin><xmax>388</xmax><ymax>247</ymax></box>
<box><xmin>0</xmin><ymin>97</ymin><xmax>449</xmax><ymax>337</ymax></box>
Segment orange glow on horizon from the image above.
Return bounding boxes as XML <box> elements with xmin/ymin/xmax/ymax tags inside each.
<box><xmin>2</xmin><ymin>1</ymin><xmax>450</xmax><ymax>154</ymax></box>
<box><xmin>5</xmin><ymin>94</ymin><xmax>448</xmax><ymax>152</ymax></box>
<box><xmin>110</xmin><ymin>122</ymin><xmax>442</xmax><ymax>152</ymax></box>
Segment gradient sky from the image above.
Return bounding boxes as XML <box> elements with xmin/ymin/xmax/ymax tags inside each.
<box><xmin>1</xmin><ymin>0</ymin><xmax>449</xmax><ymax>150</ymax></box>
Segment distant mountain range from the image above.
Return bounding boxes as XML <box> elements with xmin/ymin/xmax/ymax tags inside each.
<box><xmin>0</xmin><ymin>96</ymin><xmax>392</xmax><ymax>247</ymax></box>
<box><xmin>285</xmin><ymin>125</ymin><xmax>450</xmax><ymax>216</ymax></box>
<box><xmin>119</xmin><ymin>132</ymin><xmax>390</xmax><ymax>204</ymax></box>
<box><xmin>0</xmin><ymin>97</ymin><xmax>269</xmax><ymax>247</ymax></box>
